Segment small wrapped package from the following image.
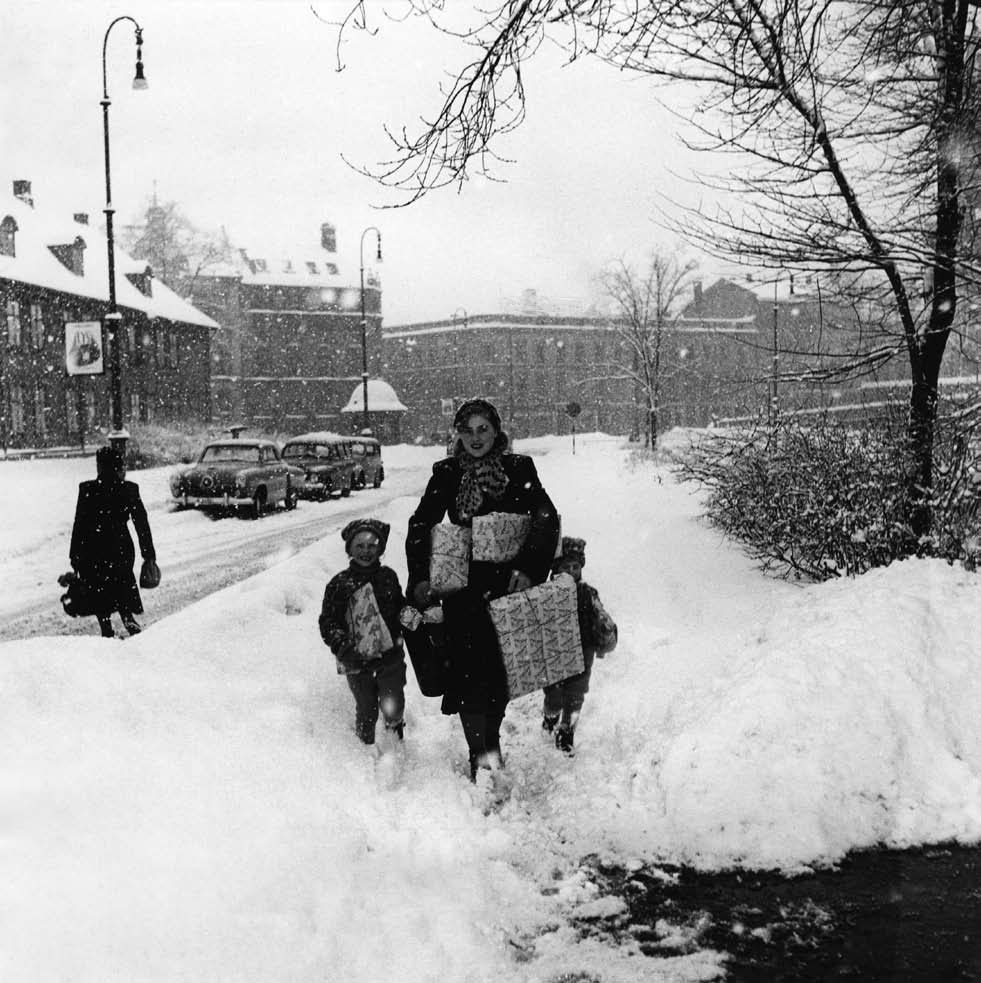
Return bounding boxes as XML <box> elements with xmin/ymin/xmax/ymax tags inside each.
<box><xmin>346</xmin><ymin>582</ymin><xmax>395</xmax><ymax>661</ymax></box>
<box><xmin>472</xmin><ymin>512</ymin><xmax>531</xmax><ymax>563</ymax></box>
<box><xmin>399</xmin><ymin>604</ymin><xmax>423</xmax><ymax>632</ymax></box>
<box><xmin>487</xmin><ymin>573</ymin><xmax>585</xmax><ymax>700</ymax></box>
<box><xmin>429</xmin><ymin>523</ymin><xmax>472</xmax><ymax>595</ymax></box>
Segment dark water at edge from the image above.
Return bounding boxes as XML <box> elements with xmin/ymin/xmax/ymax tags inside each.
<box><xmin>580</xmin><ymin>843</ymin><xmax>981</xmax><ymax>982</ymax></box>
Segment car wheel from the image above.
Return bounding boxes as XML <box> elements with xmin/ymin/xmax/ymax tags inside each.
<box><xmin>372</xmin><ymin>471</ymin><xmax>382</xmax><ymax>488</ymax></box>
<box><xmin>341</xmin><ymin>480</ymin><xmax>352</xmax><ymax>498</ymax></box>
<box><xmin>285</xmin><ymin>480</ymin><xmax>298</xmax><ymax>511</ymax></box>
<box><xmin>250</xmin><ymin>490</ymin><xmax>266</xmax><ymax>519</ymax></box>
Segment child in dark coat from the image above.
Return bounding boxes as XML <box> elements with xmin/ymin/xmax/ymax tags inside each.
<box><xmin>542</xmin><ymin>537</ymin><xmax>618</xmax><ymax>753</ymax></box>
<box><xmin>319</xmin><ymin>518</ymin><xmax>408</xmax><ymax>746</ymax></box>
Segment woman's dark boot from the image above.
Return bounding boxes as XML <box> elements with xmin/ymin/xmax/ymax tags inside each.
<box><xmin>121</xmin><ymin>614</ymin><xmax>142</xmax><ymax>636</ymax></box>
<box><xmin>97</xmin><ymin>616</ymin><xmax>115</xmax><ymax>638</ymax></box>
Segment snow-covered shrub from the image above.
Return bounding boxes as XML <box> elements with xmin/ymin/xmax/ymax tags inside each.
<box><xmin>674</xmin><ymin>406</ymin><xmax>981</xmax><ymax>580</ymax></box>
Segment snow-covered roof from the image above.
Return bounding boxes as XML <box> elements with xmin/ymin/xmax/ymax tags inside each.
<box><xmin>222</xmin><ymin>247</ymin><xmax>380</xmax><ymax>290</ymax></box>
<box><xmin>341</xmin><ymin>378</ymin><xmax>408</xmax><ymax>413</ymax></box>
<box><xmin>384</xmin><ymin>318</ymin><xmax>621</xmax><ymax>339</ymax></box>
<box><xmin>0</xmin><ymin>191</ymin><xmax>217</xmax><ymax>330</ymax></box>
<box><xmin>283</xmin><ymin>431</ymin><xmax>353</xmax><ymax>443</ymax></box>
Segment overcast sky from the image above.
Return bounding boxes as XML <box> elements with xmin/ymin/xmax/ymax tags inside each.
<box><xmin>2</xmin><ymin>0</ymin><xmax>719</xmax><ymax>324</ymax></box>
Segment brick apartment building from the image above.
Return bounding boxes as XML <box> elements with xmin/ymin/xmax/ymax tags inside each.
<box><xmin>0</xmin><ymin>180</ymin><xmax>216</xmax><ymax>451</ymax></box>
<box><xmin>185</xmin><ymin>223</ymin><xmax>395</xmax><ymax>436</ymax></box>
<box><xmin>381</xmin><ymin>288</ymin><xmax>787</xmax><ymax>441</ymax></box>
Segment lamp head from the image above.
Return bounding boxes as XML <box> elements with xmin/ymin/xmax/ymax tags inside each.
<box><xmin>375</xmin><ymin>232</ymin><xmax>382</xmax><ymax>263</ymax></box>
<box><xmin>132</xmin><ymin>29</ymin><xmax>148</xmax><ymax>90</ymax></box>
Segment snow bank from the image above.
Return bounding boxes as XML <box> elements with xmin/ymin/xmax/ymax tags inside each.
<box><xmin>2</xmin><ymin>433</ymin><xmax>981</xmax><ymax>981</ymax></box>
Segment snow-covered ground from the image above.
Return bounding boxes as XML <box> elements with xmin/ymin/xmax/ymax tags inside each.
<box><xmin>2</xmin><ymin>431</ymin><xmax>980</xmax><ymax>982</ymax></box>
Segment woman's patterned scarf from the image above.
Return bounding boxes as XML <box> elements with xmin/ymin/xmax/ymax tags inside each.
<box><xmin>456</xmin><ymin>446</ymin><xmax>509</xmax><ymax>520</ymax></box>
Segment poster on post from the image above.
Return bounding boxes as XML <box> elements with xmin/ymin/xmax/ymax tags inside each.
<box><xmin>65</xmin><ymin>322</ymin><xmax>105</xmax><ymax>376</ymax></box>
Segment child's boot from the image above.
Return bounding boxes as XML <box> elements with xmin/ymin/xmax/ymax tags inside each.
<box><xmin>542</xmin><ymin>713</ymin><xmax>559</xmax><ymax>734</ymax></box>
<box><xmin>555</xmin><ymin>709</ymin><xmax>579</xmax><ymax>755</ymax></box>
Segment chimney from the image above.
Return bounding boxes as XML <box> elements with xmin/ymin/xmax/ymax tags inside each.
<box><xmin>73</xmin><ymin>212</ymin><xmax>89</xmax><ymax>225</ymax></box>
<box><xmin>693</xmin><ymin>280</ymin><xmax>703</xmax><ymax>305</ymax></box>
<box><xmin>321</xmin><ymin>222</ymin><xmax>336</xmax><ymax>253</ymax></box>
<box><xmin>13</xmin><ymin>180</ymin><xmax>33</xmax><ymax>207</ymax></box>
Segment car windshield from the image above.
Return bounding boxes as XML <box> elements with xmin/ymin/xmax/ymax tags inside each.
<box><xmin>200</xmin><ymin>444</ymin><xmax>262</xmax><ymax>463</ymax></box>
<box><xmin>283</xmin><ymin>443</ymin><xmax>336</xmax><ymax>460</ymax></box>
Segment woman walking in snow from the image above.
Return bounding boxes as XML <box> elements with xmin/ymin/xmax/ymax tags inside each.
<box><xmin>405</xmin><ymin>397</ymin><xmax>560</xmax><ymax>780</ymax></box>
<box><xmin>69</xmin><ymin>445</ymin><xmax>157</xmax><ymax>639</ymax></box>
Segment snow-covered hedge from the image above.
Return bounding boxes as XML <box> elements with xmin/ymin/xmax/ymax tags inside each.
<box><xmin>674</xmin><ymin>409</ymin><xmax>981</xmax><ymax>579</ymax></box>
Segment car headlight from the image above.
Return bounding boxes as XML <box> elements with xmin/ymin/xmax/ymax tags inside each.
<box><xmin>235</xmin><ymin>473</ymin><xmax>247</xmax><ymax>492</ymax></box>
<box><xmin>169</xmin><ymin>473</ymin><xmax>183</xmax><ymax>496</ymax></box>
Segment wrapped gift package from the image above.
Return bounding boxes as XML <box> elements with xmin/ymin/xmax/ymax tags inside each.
<box><xmin>430</xmin><ymin>524</ymin><xmax>472</xmax><ymax>595</ymax></box>
<box><xmin>472</xmin><ymin>512</ymin><xmax>532</xmax><ymax>563</ymax></box>
<box><xmin>487</xmin><ymin>573</ymin><xmax>584</xmax><ymax>700</ymax></box>
<box><xmin>346</xmin><ymin>582</ymin><xmax>395</xmax><ymax>660</ymax></box>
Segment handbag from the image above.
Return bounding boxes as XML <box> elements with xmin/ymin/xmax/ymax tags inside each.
<box><xmin>402</xmin><ymin>606</ymin><xmax>450</xmax><ymax>697</ymax></box>
<box><xmin>139</xmin><ymin>558</ymin><xmax>162</xmax><ymax>589</ymax></box>
<box><xmin>58</xmin><ymin>570</ymin><xmax>95</xmax><ymax>618</ymax></box>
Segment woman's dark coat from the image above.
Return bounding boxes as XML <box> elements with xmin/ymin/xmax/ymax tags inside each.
<box><xmin>405</xmin><ymin>452</ymin><xmax>559</xmax><ymax>715</ymax></box>
<box><xmin>69</xmin><ymin>476</ymin><xmax>156</xmax><ymax>616</ymax></box>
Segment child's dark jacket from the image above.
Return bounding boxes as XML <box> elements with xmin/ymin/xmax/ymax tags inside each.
<box><xmin>576</xmin><ymin>580</ymin><xmax>618</xmax><ymax>658</ymax></box>
<box><xmin>319</xmin><ymin>561</ymin><xmax>406</xmax><ymax>674</ymax></box>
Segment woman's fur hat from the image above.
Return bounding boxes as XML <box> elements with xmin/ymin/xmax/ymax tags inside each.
<box><xmin>453</xmin><ymin>397</ymin><xmax>502</xmax><ymax>433</ymax></box>
<box><xmin>340</xmin><ymin>518</ymin><xmax>390</xmax><ymax>553</ymax></box>
<box><xmin>96</xmin><ymin>445</ymin><xmax>124</xmax><ymax>477</ymax></box>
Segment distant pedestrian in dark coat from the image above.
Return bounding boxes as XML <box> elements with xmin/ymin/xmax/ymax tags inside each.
<box><xmin>542</xmin><ymin>536</ymin><xmax>618</xmax><ymax>753</ymax></box>
<box><xmin>69</xmin><ymin>445</ymin><xmax>156</xmax><ymax>638</ymax></box>
<box><xmin>406</xmin><ymin>397</ymin><xmax>560</xmax><ymax>780</ymax></box>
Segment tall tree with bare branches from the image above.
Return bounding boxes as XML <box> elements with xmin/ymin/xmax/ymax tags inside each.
<box><xmin>600</xmin><ymin>252</ymin><xmax>698</xmax><ymax>449</ymax></box>
<box><xmin>328</xmin><ymin>0</ymin><xmax>981</xmax><ymax>538</ymax></box>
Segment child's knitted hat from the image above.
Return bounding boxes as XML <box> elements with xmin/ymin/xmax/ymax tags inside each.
<box><xmin>341</xmin><ymin>518</ymin><xmax>390</xmax><ymax>553</ymax></box>
<box><xmin>554</xmin><ymin>536</ymin><xmax>586</xmax><ymax>568</ymax></box>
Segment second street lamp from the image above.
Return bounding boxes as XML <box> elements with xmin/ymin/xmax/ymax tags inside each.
<box><xmin>359</xmin><ymin>226</ymin><xmax>382</xmax><ymax>434</ymax></box>
<box><xmin>102</xmin><ymin>15</ymin><xmax>148</xmax><ymax>453</ymax></box>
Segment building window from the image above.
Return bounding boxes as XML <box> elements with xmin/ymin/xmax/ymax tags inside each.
<box><xmin>130</xmin><ymin>393</ymin><xmax>141</xmax><ymax>422</ymax></box>
<box><xmin>0</xmin><ymin>215</ymin><xmax>17</xmax><ymax>257</ymax></box>
<box><xmin>9</xmin><ymin>383</ymin><xmax>24</xmax><ymax>432</ymax></box>
<box><xmin>34</xmin><ymin>382</ymin><xmax>47</xmax><ymax>437</ymax></box>
<box><xmin>170</xmin><ymin>331</ymin><xmax>178</xmax><ymax>368</ymax></box>
<box><xmin>535</xmin><ymin>341</ymin><xmax>546</xmax><ymax>363</ymax></box>
<box><xmin>29</xmin><ymin>303</ymin><xmax>44</xmax><ymax>348</ymax></box>
<box><xmin>6</xmin><ymin>299</ymin><xmax>21</xmax><ymax>346</ymax></box>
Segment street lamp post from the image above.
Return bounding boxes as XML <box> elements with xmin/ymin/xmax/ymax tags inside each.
<box><xmin>102</xmin><ymin>15</ymin><xmax>148</xmax><ymax>453</ymax></box>
<box><xmin>359</xmin><ymin>226</ymin><xmax>382</xmax><ymax>434</ymax></box>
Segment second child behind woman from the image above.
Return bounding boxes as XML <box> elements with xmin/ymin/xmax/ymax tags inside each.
<box><xmin>319</xmin><ymin>518</ymin><xmax>408</xmax><ymax>747</ymax></box>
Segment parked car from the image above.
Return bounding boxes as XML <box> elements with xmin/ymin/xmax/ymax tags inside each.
<box><xmin>169</xmin><ymin>438</ymin><xmax>303</xmax><ymax>517</ymax></box>
<box><xmin>350</xmin><ymin>436</ymin><xmax>385</xmax><ymax>489</ymax></box>
<box><xmin>280</xmin><ymin>432</ymin><xmax>355</xmax><ymax>500</ymax></box>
